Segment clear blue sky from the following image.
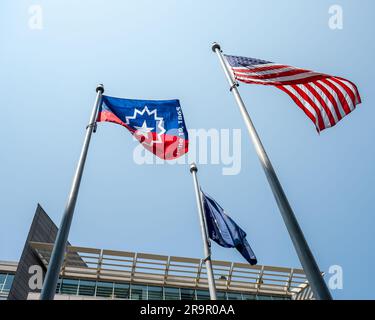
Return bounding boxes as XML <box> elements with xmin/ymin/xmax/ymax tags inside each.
<box><xmin>1</xmin><ymin>0</ymin><xmax>374</xmax><ymax>299</ymax></box>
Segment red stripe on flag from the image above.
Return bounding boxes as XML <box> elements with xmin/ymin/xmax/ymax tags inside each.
<box><xmin>235</xmin><ymin>68</ymin><xmax>309</xmax><ymax>80</ymax></box>
<box><xmin>320</xmin><ymin>79</ymin><xmax>351</xmax><ymax>115</ymax></box>
<box><xmin>330</xmin><ymin>77</ymin><xmax>357</xmax><ymax>108</ymax></box>
<box><xmin>314</xmin><ymin>81</ymin><xmax>343</xmax><ymax>121</ymax></box>
<box><xmin>276</xmin><ymin>85</ymin><xmax>319</xmax><ymax>130</ymax></box>
<box><xmin>235</xmin><ymin>74</ymin><xmax>328</xmax><ymax>86</ymax></box>
<box><xmin>291</xmin><ymin>85</ymin><xmax>325</xmax><ymax>131</ymax></box>
<box><xmin>305</xmin><ymin>83</ymin><xmax>336</xmax><ymax>127</ymax></box>
<box><xmin>233</xmin><ymin>65</ymin><xmax>289</xmax><ymax>73</ymax></box>
<box><xmin>97</xmin><ymin>110</ymin><xmax>134</xmax><ymax>132</ymax></box>
<box><xmin>133</xmin><ymin>132</ymin><xmax>189</xmax><ymax>160</ymax></box>
<box><xmin>336</xmin><ymin>77</ymin><xmax>361</xmax><ymax>104</ymax></box>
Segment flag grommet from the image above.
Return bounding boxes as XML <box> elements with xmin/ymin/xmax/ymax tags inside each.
<box><xmin>86</xmin><ymin>122</ymin><xmax>97</xmax><ymax>131</ymax></box>
<box><xmin>229</xmin><ymin>83</ymin><xmax>239</xmax><ymax>92</ymax></box>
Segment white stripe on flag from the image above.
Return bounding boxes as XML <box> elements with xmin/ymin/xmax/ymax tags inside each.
<box><xmin>235</xmin><ymin>71</ymin><xmax>322</xmax><ymax>83</ymax></box>
<box><xmin>309</xmin><ymin>83</ymin><xmax>339</xmax><ymax>124</ymax></box>
<box><xmin>333</xmin><ymin>77</ymin><xmax>360</xmax><ymax>105</ymax></box>
<box><xmin>297</xmin><ymin>84</ymin><xmax>333</xmax><ymax>128</ymax></box>
<box><xmin>233</xmin><ymin>63</ymin><xmax>284</xmax><ymax>70</ymax></box>
<box><xmin>325</xmin><ymin>78</ymin><xmax>355</xmax><ymax>112</ymax></box>
<box><xmin>316</xmin><ymin>80</ymin><xmax>347</xmax><ymax>118</ymax></box>
<box><xmin>283</xmin><ymin>85</ymin><xmax>320</xmax><ymax>128</ymax></box>
<box><xmin>233</xmin><ymin>66</ymin><xmax>298</xmax><ymax>77</ymax></box>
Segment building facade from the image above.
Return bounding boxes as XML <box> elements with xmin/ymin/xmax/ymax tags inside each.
<box><xmin>0</xmin><ymin>261</ymin><xmax>17</xmax><ymax>300</ymax></box>
<box><xmin>1</xmin><ymin>205</ymin><xmax>314</xmax><ymax>300</ymax></box>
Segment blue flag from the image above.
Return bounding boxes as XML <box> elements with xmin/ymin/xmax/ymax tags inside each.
<box><xmin>202</xmin><ymin>191</ymin><xmax>257</xmax><ymax>265</ymax></box>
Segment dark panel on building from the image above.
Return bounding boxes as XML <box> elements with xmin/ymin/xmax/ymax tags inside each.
<box><xmin>8</xmin><ymin>204</ymin><xmax>59</xmax><ymax>300</ymax></box>
<box><xmin>7</xmin><ymin>204</ymin><xmax>86</xmax><ymax>300</ymax></box>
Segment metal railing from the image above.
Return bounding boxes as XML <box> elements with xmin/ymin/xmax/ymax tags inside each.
<box><xmin>30</xmin><ymin>241</ymin><xmax>313</xmax><ymax>298</ymax></box>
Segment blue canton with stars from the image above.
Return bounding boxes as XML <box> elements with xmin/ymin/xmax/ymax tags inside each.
<box><xmin>224</xmin><ymin>54</ymin><xmax>272</xmax><ymax>68</ymax></box>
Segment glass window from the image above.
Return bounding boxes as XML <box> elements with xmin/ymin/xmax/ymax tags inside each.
<box><xmin>196</xmin><ymin>290</ymin><xmax>210</xmax><ymax>300</ymax></box>
<box><xmin>164</xmin><ymin>287</ymin><xmax>180</xmax><ymax>300</ymax></box>
<box><xmin>78</xmin><ymin>280</ymin><xmax>96</xmax><ymax>296</ymax></box>
<box><xmin>227</xmin><ymin>292</ymin><xmax>242</xmax><ymax>300</ymax></box>
<box><xmin>257</xmin><ymin>295</ymin><xmax>273</xmax><ymax>300</ymax></box>
<box><xmin>271</xmin><ymin>295</ymin><xmax>290</xmax><ymax>300</ymax></box>
<box><xmin>242</xmin><ymin>293</ymin><xmax>256</xmax><ymax>300</ymax></box>
<box><xmin>60</xmin><ymin>278</ymin><xmax>79</xmax><ymax>295</ymax></box>
<box><xmin>148</xmin><ymin>286</ymin><xmax>163</xmax><ymax>300</ymax></box>
<box><xmin>114</xmin><ymin>283</ymin><xmax>130</xmax><ymax>299</ymax></box>
<box><xmin>216</xmin><ymin>291</ymin><xmax>227</xmax><ymax>300</ymax></box>
<box><xmin>96</xmin><ymin>281</ymin><xmax>114</xmax><ymax>298</ymax></box>
<box><xmin>180</xmin><ymin>288</ymin><xmax>196</xmax><ymax>300</ymax></box>
<box><xmin>0</xmin><ymin>274</ymin><xmax>7</xmax><ymax>291</ymax></box>
<box><xmin>55</xmin><ymin>278</ymin><xmax>62</xmax><ymax>294</ymax></box>
<box><xmin>131</xmin><ymin>284</ymin><xmax>147</xmax><ymax>300</ymax></box>
<box><xmin>2</xmin><ymin>274</ymin><xmax>14</xmax><ymax>292</ymax></box>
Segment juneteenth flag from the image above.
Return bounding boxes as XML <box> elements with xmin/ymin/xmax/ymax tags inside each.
<box><xmin>225</xmin><ymin>54</ymin><xmax>361</xmax><ymax>132</ymax></box>
<box><xmin>97</xmin><ymin>95</ymin><xmax>189</xmax><ymax>160</ymax></box>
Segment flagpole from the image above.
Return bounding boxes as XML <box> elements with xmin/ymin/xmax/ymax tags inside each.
<box><xmin>212</xmin><ymin>43</ymin><xmax>332</xmax><ymax>300</ymax></box>
<box><xmin>40</xmin><ymin>84</ymin><xmax>104</xmax><ymax>300</ymax></box>
<box><xmin>189</xmin><ymin>163</ymin><xmax>217</xmax><ymax>300</ymax></box>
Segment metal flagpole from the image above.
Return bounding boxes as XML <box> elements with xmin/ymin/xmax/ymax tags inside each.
<box><xmin>40</xmin><ymin>84</ymin><xmax>104</xmax><ymax>300</ymax></box>
<box><xmin>189</xmin><ymin>163</ymin><xmax>217</xmax><ymax>300</ymax></box>
<box><xmin>212</xmin><ymin>42</ymin><xmax>332</xmax><ymax>300</ymax></box>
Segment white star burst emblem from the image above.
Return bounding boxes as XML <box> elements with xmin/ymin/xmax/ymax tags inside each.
<box><xmin>125</xmin><ymin>106</ymin><xmax>166</xmax><ymax>146</ymax></box>
<box><xmin>133</xmin><ymin>121</ymin><xmax>154</xmax><ymax>139</ymax></box>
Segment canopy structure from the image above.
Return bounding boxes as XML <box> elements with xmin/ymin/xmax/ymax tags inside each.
<box><xmin>29</xmin><ymin>241</ymin><xmax>313</xmax><ymax>299</ymax></box>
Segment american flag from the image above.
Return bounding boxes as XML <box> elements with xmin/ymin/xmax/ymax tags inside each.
<box><xmin>225</xmin><ymin>55</ymin><xmax>361</xmax><ymax>132</ymax></box>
